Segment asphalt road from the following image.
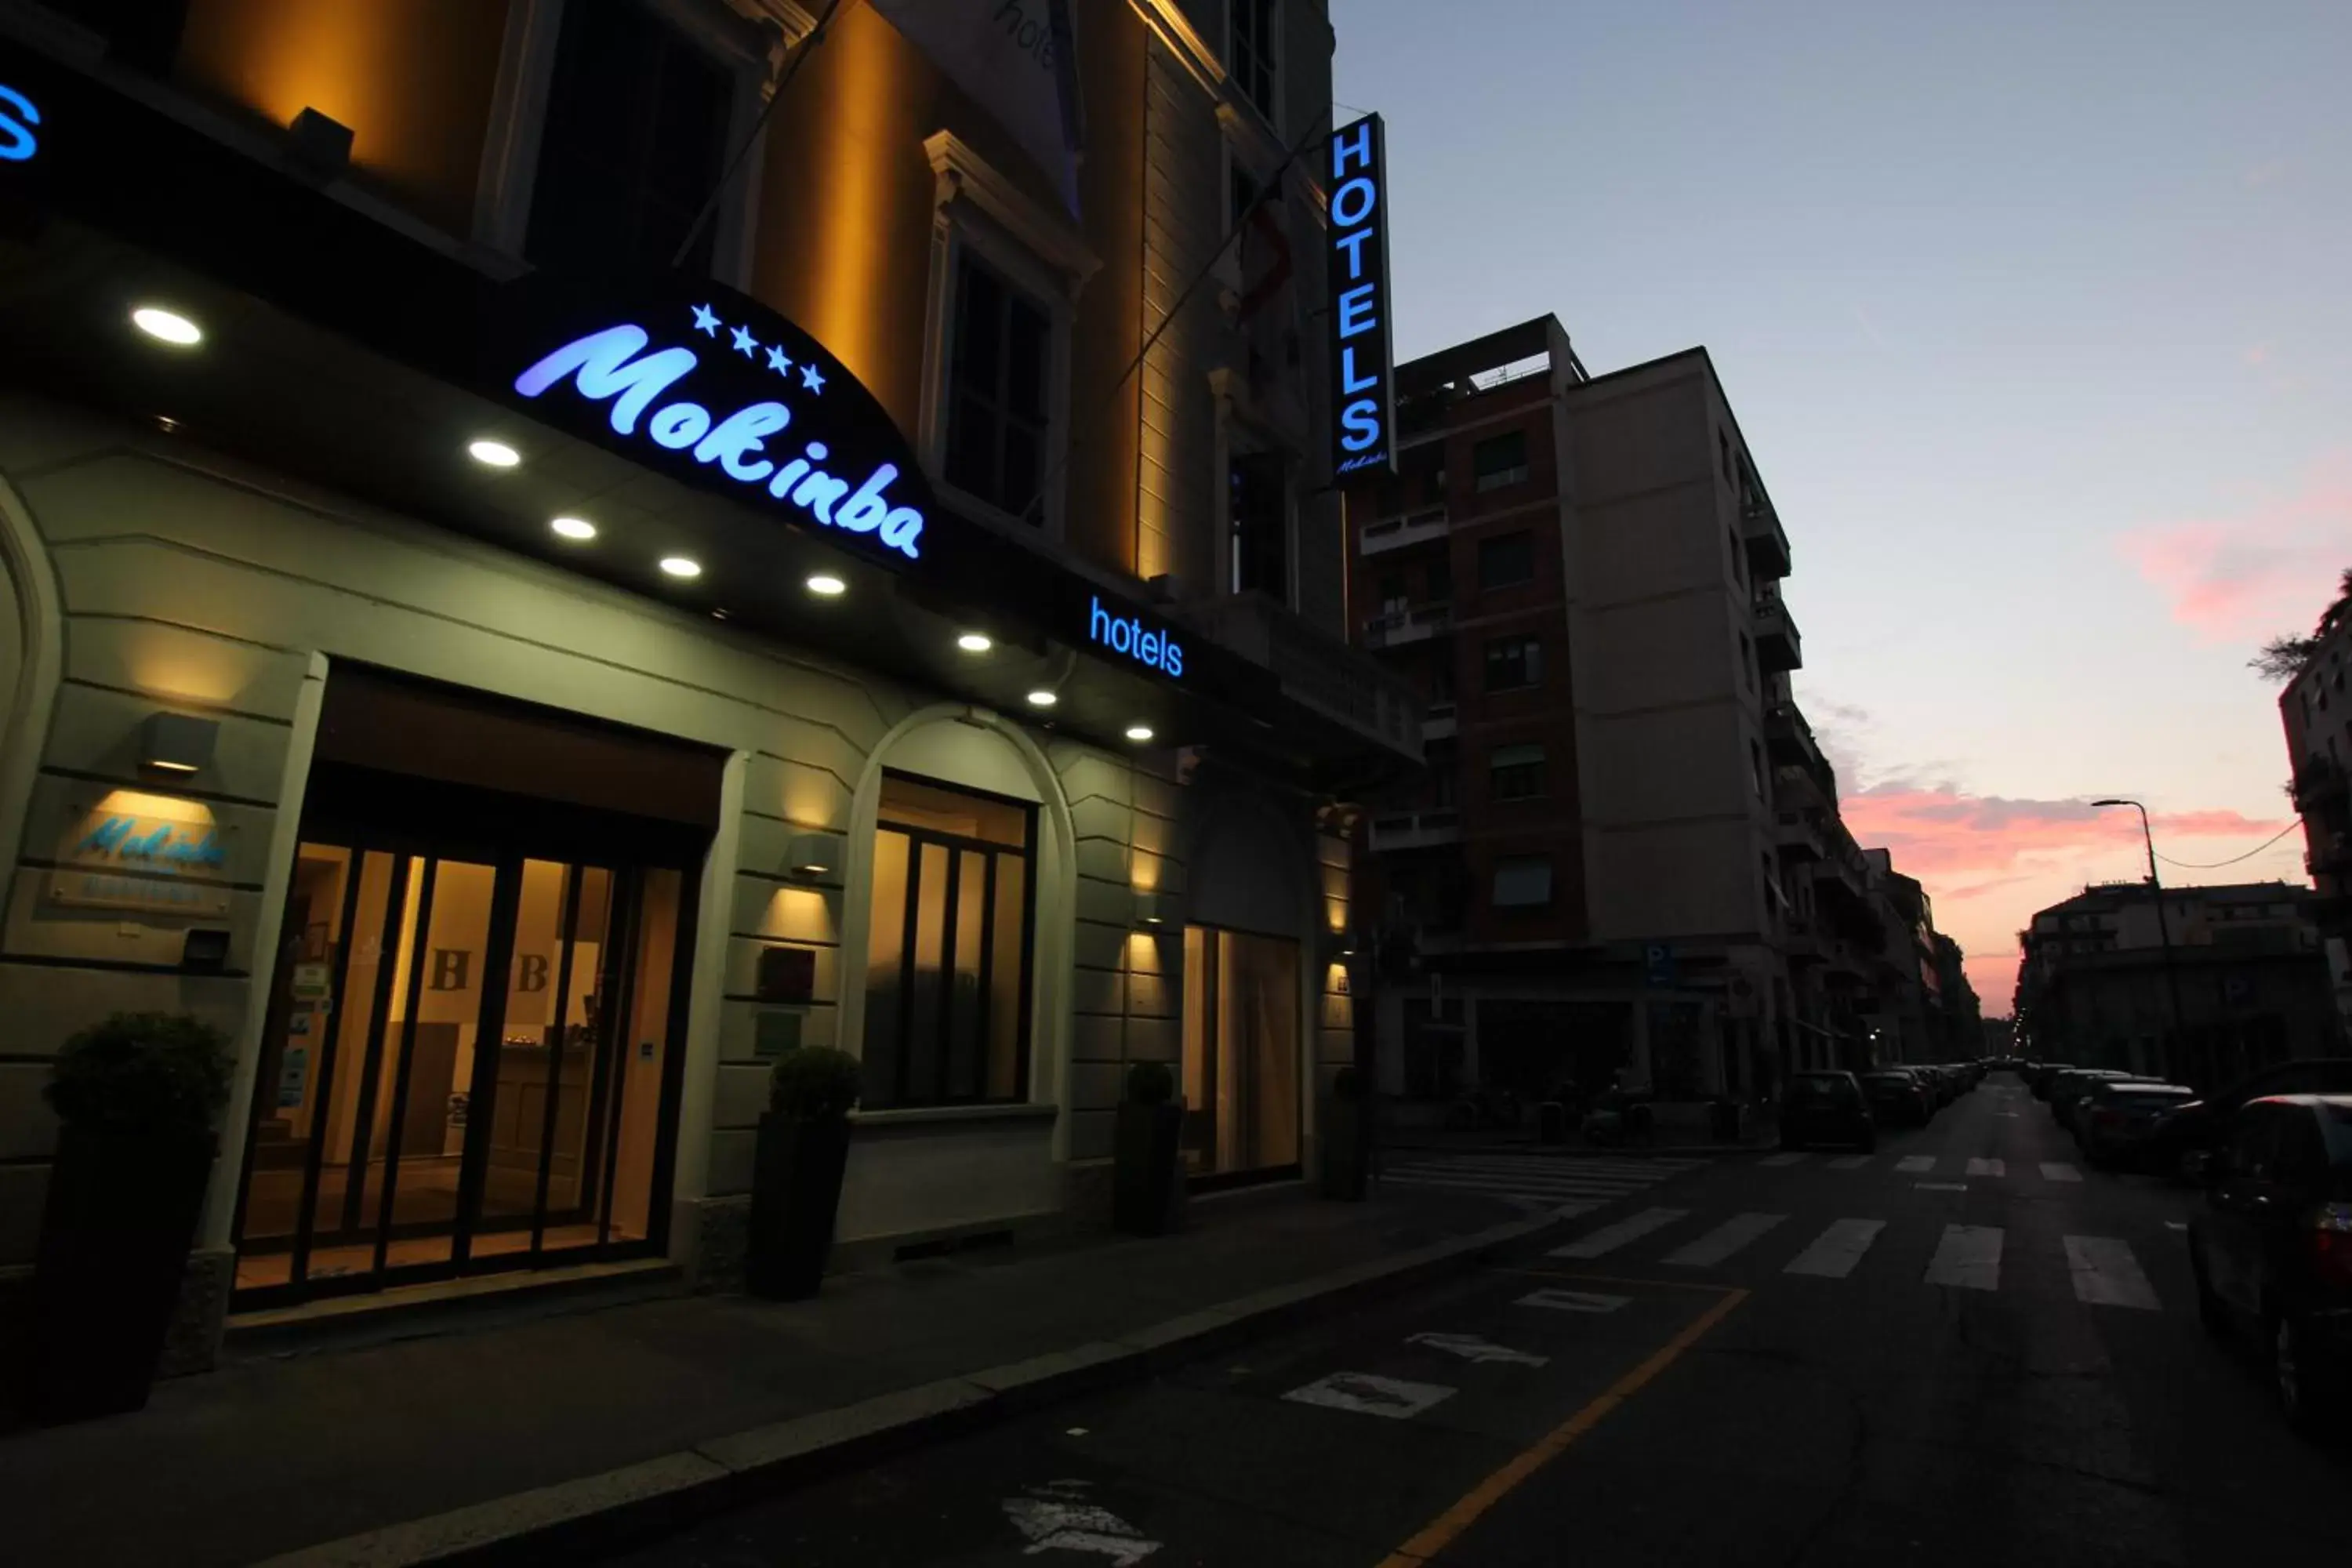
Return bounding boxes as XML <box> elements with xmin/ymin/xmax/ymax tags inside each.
<box><xmin>610</xmin><ymin>1076</ymin><xmax>2350</xmax><ymax>1566</ymax></box>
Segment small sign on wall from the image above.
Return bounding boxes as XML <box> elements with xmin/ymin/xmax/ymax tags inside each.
<box><xmin>753</xmin><ymin>1010</ymin><xmax>803</xmax><ymax>1059</ymax></box>
<box><xmin>756</xmin><ymin>944</ymin><xmax>816</xmax><ymax>1004</ymax></box>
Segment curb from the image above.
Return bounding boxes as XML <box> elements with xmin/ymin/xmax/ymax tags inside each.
<box><xmin>251</xmin><ymin>1211</ymin><xmax>1559</xmax><ymax>1568</ymax></box>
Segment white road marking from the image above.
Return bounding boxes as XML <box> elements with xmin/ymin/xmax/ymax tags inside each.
<box><xmin>1915</xmin><ymin>1181</ymin><xmax>1969</xmax><ymax>1192</ymax></box>
<box><xmin>1926</xmin><ymin>1224</ymin><xmax>2003</xmax><ymax>1290</ymax></box>
<box><xmin>1783</xmin><ymin>1218</ymin><xmax>1886</xmax><ymax>1279</ymax></box>
<box><xmin>1896</xmin><ymin>1156</ymin><xmax>1936</xmax><ymax>1173</ymax></box>
<box><xmin>1966</xmin><ymin>1158</ymin><xmax>2006</xmax><ymax>1178</ymax></box>
<box><xmin>2165</xmin><ymin>1221</ymin><xmax>2187</xmax><ymax>1232</ymax></box>
<box><xmin>1406</xmin><ymin>1332</ymin><xmax>1549</xmax><ymax>1366</ymax></box>
<box><xmin>1515</xmin><ymin>1287</ymin><xmax>1631</xmax><ymax>1314</ymax></box>
<box><xmin>1758</xmin><ymin>1152</ymin><xmax>1807</xmax><ymax>1167</ymax></box>
<box><xmin>1550</xmin><ymin>1207</ymin><xmax>1690</xmax><ymax>1259</ymax></box>
<box><xmin>1664</xmin><ymin>1212</ymin><xmax>1788</xmax><ymax>1267</ymax></box>
<box><xmin>1003</xmin><ymin>1483</ymin><xmax>1160</xmax><ymax>1564</ymax></box>
<box><xmin>2040</xmin><ymin>1162</ymin><xmax>2082</xmax><ymax>1182</ymax></box>
<box><xmin>2064</xmin><ymin>1236</ymin><xmax>2161</xmax><ymax>1310</ymax></box>
<box><xmin>1283</xmin><ymin>1371</ymin><xmax>1456</xmax><ymax>1421</ymax></box>
<box><xmin>1827</xmin><ymin>1155</ymin><xmax>1872</xmax><ymax>1170</ymax></box>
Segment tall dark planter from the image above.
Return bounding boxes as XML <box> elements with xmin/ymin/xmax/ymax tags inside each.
<box><xmin>745</xmin><ymin>1112</ymin><xmax>850</xmax><ymax>1300</ymax></box>
<box><xmin>1319</xmin><ymin>1097</ymin><xmax>1368</xmax><ymax>1200</ymax></box>
<box><xmin>30</xmin><ymin>1122</ymin><xmax>214</xmax><ymax>1424</ymax></box>
<box><xmin>1112</xmin><ymin>1102</ymin><xmax>1185</xmax><ymax>1236</ymax></box>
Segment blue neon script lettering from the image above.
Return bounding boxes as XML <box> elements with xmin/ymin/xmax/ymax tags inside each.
<box><xmin>1329</xmin><ymin>118</ymin><xmax>1387</xmax><ymax>471</ymax></box>
<box><xmin>514</xmin><ymin>324</ymin><xmax>925</xmax><ymax>559</ymax></box>
<box><xmin>0</xmin><ymin>85</ymin><xmax>39</xmax><ymax>163</ymax></box>
<box><xmin>74</xmin><ymin>816</ymin><xmax>225</xmax><ymax>870</ymax></box>
<box><xmin>1088</xmin><ymin>597</ymin><xmax>1184</xmax><ymax>677</ymax></box>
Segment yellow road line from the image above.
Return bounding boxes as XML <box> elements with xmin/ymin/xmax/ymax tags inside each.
<box><xmin>1374</xmin><ymin>1287</ymin><xmax>1751</xmax><ymax>1566</ymax></box>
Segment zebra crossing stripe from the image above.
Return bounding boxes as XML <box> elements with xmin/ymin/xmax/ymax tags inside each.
<box><xmin>2040</xmin><ymin>1162</ymin><xmax>2082</xmax><ymax>1182</ymax></box>
<box><xmin>1664</xmin><ymin>1212</ymin><xmax>1787</xmax><ymax>1268</ymax></box>
<box><xmin>1383</xmin><ymin>1172</ymin><xmax>1657</xmax><ymax>1200</ymax></box>
<box><xmin>1549</xmin><ymin>1207</ymin><xmax>1689</xmax><ymax>1259</ymax></box>
<box><xmin>2063</xmin><ymin>1236</ymin><xmax>2160</xmax><ymax>1310</ymax></box>
<box><xmin>1896</xmin><ymin>1156</ymin><xmax>1935</xmax><ymax>1174</ymax></box>
<box><xmin>1783</xmin><ymin>1218</ymin><xmax>1886</xmax><ymax>1279</ymax></box>
<box><xmin>1827</xmin><ymin>1155</ymin><xmax>1872</xmax><ymax>1170</ymax></box>
<box><xmin>1758</xmin><ymin>1152</ymin><xmax>1806</xmax><ymax>1167</ymax></box>
<box><xmin>1966</xmin><ymin>1158</ymin><xmax>2005</xmax><ymax>1178</ymax></box>
<box><xmin>1926</xmin><ymin>1224</ymin><xmax>2002</xmax><ymax>1290</ymax></box>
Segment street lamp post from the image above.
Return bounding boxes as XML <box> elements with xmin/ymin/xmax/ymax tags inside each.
<box><xmin>2092</xmin><ymin>798</ymin><xmax>2189</xmax><ymax>1082</ymax></box>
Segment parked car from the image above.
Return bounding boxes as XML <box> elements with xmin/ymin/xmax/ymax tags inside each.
<box><xmin>2076</xmin><ymin>1080</ymin><xmax>2198</xmax><ymax>1168</ymax></box>
<box><xmin>2052</xmin><ymin>1069</ymin><xmax>2135</xmax><ymax>1131</ymax></box>
<box><xmin>2185</xmin><ymin>1094</ymin><xmax>2352</xmax><ymax>1436</ymax></box>
<box><xmin>1860</xmin><ymin>1070</ymin><xmax>1933</xmax><ymax>1127</ymax></box>
<box><xmin>2029</xmin><ymin>1062</ymin><xmax>2076</xmax><ymax>1099</ymax></box>
<box><xmin>1780</xmin><ymin>1072</ymin><xmax>1876</xmax><ymax>1152</ymax></box>
<box><xmin>2148</xmin><ymin>1059</ymin><xmax>2352</xmax><ymax>1180</ymax></box>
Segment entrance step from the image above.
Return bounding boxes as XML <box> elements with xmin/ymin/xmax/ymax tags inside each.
<box><xmin>223</xmin><ymin>1256</ymin><xmax>681</xmax><ymax>1359</ymax></box>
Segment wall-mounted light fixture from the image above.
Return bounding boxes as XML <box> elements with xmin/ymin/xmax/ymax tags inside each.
<box><xmin>1133</xmin><ymin>889</ymin><xmax>1176</xmax><ymax>928</ymax></box>
<box><xmin>289</xmin><ymin>107</ymin><xmax>354</xmax><ymax>176</ymax></box>
<box><xmin>140</xmin><ymin>712</ymin><xmax>219</xmax><ymax>776</ymax></box>
<box><xmin>1319</xmin><ymin>928</ymin><xmax>1360</xmax><ymax>965</ymax></box>
<box><xmin>785</xmin><ymin>830</ymin><xmax>845</xmax><ymax>881</ymax></box>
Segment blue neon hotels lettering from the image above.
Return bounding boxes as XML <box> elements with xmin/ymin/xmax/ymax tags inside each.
<box><xmin>0</xmin><ymin>85</ymin><xmax>39</xmax><ymax>164</ymax></box>
<box><xmin>1089</xmin><ymin>597</ymin><xmax>1183</xmax><ymax>678</ymax></box>
<box><xmin>514</xmin><ymin>323</ymin><xmax>925</xmax><ymax>559</ymax></box>
<box><xmin>1327</xmin><ymin>115</ymin><xmax>1392</xmax><ymax>474</ymax></box>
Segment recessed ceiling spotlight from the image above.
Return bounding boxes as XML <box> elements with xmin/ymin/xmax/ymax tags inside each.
<box><xmin>550</xmin><ymin>517</ymin><xmax>597</xmax><ymax>540</ymax></box>
<box><xmin>805</xmin><ymin>573</ymin><xmax>847</xmax><ymax>597</ymax></box>
<box><xmin>1025</xmin><ymin>689</ymin><xmax>1058</xmax><ymax>708</ymax></box>
<box><xmin>956</xmin><ymin>633</ymin><xmax>993</xmax><ymax>653</ymax></box>
<box><xmin>131</xmin><ymin>307</ymin><xmax>202</xmax><ymax>346</ymax></box>
<box><xmin>468</xmin><ymin>438</ymin><xmax>521</xmax><ymax>468</ymax></box>
<box><xmin>659</xmin><ymin>555</ymin><xmax>702</xmax><ymax>579</ymax></box>
<box><xmin>1124</xmin><ymin>724</ymin><xmax>1156</xmax><ymax>743</ymax></box>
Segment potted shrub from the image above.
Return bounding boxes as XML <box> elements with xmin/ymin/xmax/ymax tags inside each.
<box><xmin>746</xmin><ymin>1047</ymin><xmax>860</xmax><ymax>1300</ymax></box>
<box><xmin>31</xmin><ymin>1011</ymin><xmax>230</xmax><ymax>1424</ymax></box>
<box><xmin>1112</xmin><ymin>1061</ymin><xmax>1185</xmax><ymax>1236</ymax></box>
<box><xmin>1319</xmin><ymin>1066</ymin><xmax>1370</xmax><ymax>1201</ymax></box>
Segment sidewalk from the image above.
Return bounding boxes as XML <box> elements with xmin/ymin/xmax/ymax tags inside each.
<box><xmin>3</xmin><ymin>1182</ymin><xmax>1541</xmax><ymax>1568</ymax></box>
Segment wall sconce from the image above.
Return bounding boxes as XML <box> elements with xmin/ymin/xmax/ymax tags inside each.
<box><xmin>289</xmin><ymin>107</ymin><xmax>354</xmax><ymax>176</ymax></box>
<box><xmin>1132</xmin><ymin>890</ymin><xmax>1175</xmax><ymax>928</ymax></box>
<box><xmin>785</xmin><ymin>830</ymin><xmax>844</xmax><ymax>882</ymax></box>
<box><xmin>140</xmin><ymin>712</ymin><xmax>219</xmax><ymax>776</ymax></box>
<box><xmin>1319</xmin><ymin>928</ymin><xmax>1360</xmax><ymax>965</ymax></box>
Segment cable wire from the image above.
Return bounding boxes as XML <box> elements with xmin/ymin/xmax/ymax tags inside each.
<box><xmin>2152</xmin><ymin>819</ymin><xmax>2304</xmax><ymax>869</ymax></box>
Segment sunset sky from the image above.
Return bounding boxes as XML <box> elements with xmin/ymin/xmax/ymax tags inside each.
<box><xmin>1337</xmin><ymin>0</ymin><xmax>2350</xmax><ymax>1008</ymax></box>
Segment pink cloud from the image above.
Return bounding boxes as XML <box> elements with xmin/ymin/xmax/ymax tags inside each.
<box><xmin>2116</xmin><ymin>456</ymin><xmax>2352</xmax><ymax>644</ymax></box>
<box><xmin>1838</xmin><ymin>784</ymin><xmax>2294</xmax><ymax>1006</ymax></box>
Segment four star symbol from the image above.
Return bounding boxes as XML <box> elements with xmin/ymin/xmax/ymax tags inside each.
<box><xmin>685</xmin><ymin>305</ymin><xmax>822</xmax><ymax>395</ymax></box>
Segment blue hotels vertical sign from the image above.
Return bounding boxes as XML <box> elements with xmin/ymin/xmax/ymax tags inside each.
<box><xmin>1327</xmin><ymin>112</ymin><xmax>1395</xmax><ymax>477</ymax></box>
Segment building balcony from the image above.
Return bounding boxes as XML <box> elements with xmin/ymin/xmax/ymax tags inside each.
<box><xmin>2292</xmin><ymin>757</ymin><xmax>2349</xmax><ymax>811</ymax></box>
<box><xmin>1776</xmin><ymin>811</ymin><xmax>1825</xmax><ymax>862</ymax></box>
<box><xmin>1781</xmin><ymin>913</ymin><xmax>1826</xmax><ymax>965</ymax></box>
<box><xmin>1421</xmin><ymin>700</ymin><xmax>1458</xmax><ymax>742</ymax></box>
<box><xmin>1182</xmin><ymin>591</ymin><xmax>1424</xmax><ymax>766</ymax></box>
<box><xmin>1359</xmin><ymin>506</ymin><xmax>1451</xmax><ymax>557</ymax></box>
<box><xmin>1764</xmin><ymin>703</ymin><xmax>1827</xmax><ymax>775</ymax></box>
<box><xmin>1364</xmin><ymin>602</ymin><xmax>1454</xmax><ymax>650</ymax></box>
<box><xmin>1753</xmin><ymin>590</ymin><xmax>1802</xmax><ymax>672</ymax></box>
<box><xmin>1742</xmin><ymin>496</ymin><xmax>1791</xmax><ymax>579</ymax></box>
<box><xmin>1368</xmin><ymin>808</ymin><xmax>1465</xmax><ymax>852</ymax></box>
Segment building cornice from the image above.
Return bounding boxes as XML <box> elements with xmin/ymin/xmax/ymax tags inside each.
<box><xmin>1128</xmin><ymin>0</ymin><xmax>1225</xmax><ymax>94</ymax></box>
<box><xmin>924</xmin><ymin>132</ymin><xmax>1102</xmax><ymax>289</ymax></box>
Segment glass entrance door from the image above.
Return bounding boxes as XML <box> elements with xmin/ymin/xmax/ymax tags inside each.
<box><xmin>1179</xmin><ymin>926</ymin><xmax>1301</xmax><ymax>1181</ymax></box>
<box><xmin>233</xmin><ymin>845</ymin><xmax>686</xmax><ymax>1301</ymax></box>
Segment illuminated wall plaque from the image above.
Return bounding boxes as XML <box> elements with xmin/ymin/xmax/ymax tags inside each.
<box><xmin>507</xmin><ymin>281</ymin><xmax>938</xmax><ymax>564</ymax></box>
<box><xmin>48</xmin><ymin>793</ymin><xmax>233</xmax><ymax>919</ymax></box>
<box><xmin>1325</xmin><ymin>113</ymin><xmax>1396</xmax><ymax>477</ymax></box>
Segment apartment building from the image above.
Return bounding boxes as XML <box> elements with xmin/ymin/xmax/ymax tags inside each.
<box><xmin>0</xmin><ymin>0</ymin><xmax>1418</xmax><ymax>1369</ymax></box>
<box><xmin>1346</xmin><ymin>318</ymin><xmax>1883</xmax><ymax>1118</ymax></box>
<box><xmin>2013</xmin><ymin>881</ymin><xmax>2343</xmax><ymax>1085</ymax></box>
